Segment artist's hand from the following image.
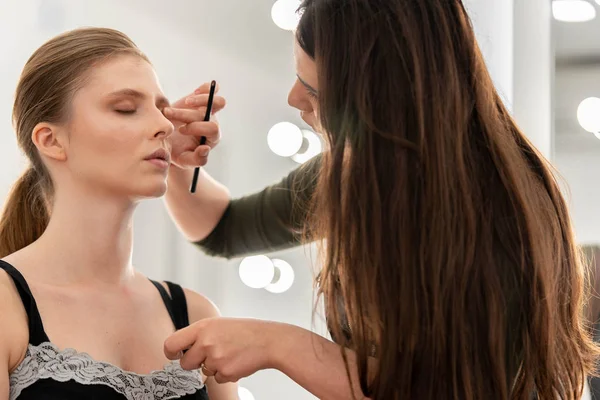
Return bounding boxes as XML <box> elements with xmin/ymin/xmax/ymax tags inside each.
<box><xmin>164</xmin><ymin>318</ymin><xmax>282</xmax><ymax>384</ymax></box>
<box><xmin>164</xmin><ymin>82</ymin><xmax>226</xmax><ymax>169</ymax></box>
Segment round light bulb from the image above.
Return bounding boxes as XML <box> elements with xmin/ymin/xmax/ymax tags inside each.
<box><xmin>292</xmin><ymin>129</ymin><xmax>323</xmax><ymax>164</ymax></box>
<box><xmin>577</xmin><ymin>97</ymin><xmax>600</xmax><ymax>134</ymax></box>
<box><xmin>267</xmin><ymin>122</ymin><xmax>303</xmax><ymax>157</ymax></box>
<box><xmin>238</xmin><ymin>387</ymin><xmax>255</xmax><ymax>400</ymax></box>
<box><xmin>271</xmin><ymin>0</ymin><xmax>302</xmax><ymax>31</ymax></box>
<box><xmin>265</xmin><ymin>259</ymin><xmax>296</xmax><ymax>294</ymax></box>
<box><xmin>552</xmin><ymin>0</ymin><xmax>596</xmax><ymax>22</ymax></box>
<box><xmin>239</xmin><ymin>255</ymin><xmax>275</xmax><ymax>289</ymax></box>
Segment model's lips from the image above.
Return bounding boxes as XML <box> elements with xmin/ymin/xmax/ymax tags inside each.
<box><xmin>145</xmin><ymin>148</ymin><xmax>171</xmax><ymax>163</ymax></box>
<box><xmin>144</xmin><ymin>148</ymin><xmax>171</xmax><ymax>169</ymax></box>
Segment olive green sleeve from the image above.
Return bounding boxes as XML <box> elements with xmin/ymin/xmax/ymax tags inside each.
<box><xmin>194</xmin><ymin>154</ymin><xmax>321</xmax><ymax>259</ymax></box>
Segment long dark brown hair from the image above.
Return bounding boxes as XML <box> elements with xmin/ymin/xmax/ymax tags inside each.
<box><xmin>298</xmin><ymin>0</ymin><xmax>599</xmax><ymax>398</ymax></box>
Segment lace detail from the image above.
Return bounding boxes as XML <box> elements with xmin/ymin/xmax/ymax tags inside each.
<box><xmin>9</xmin><ymin>342</ymin><xmax>203</xmax><ymax>400</ymax></box>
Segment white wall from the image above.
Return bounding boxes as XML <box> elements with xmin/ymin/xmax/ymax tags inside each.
<box><xmin>513</xmin><ymin>0</ymin><xmax>553</xmax><ymax>159</ymax></box>
<box><xmin>553</xmin><ymin>65</ymin><xmax>600</xmax><ymax>246</ymax></box>
<box><xmin>555</xmin><ymin>149</ymin><xmax>600</xmax><ymax>245</ymax></box>
<box><xmin>464</xmin><ymin>0</ymin><xmax>514</xmax><ymax>109</ymax></box>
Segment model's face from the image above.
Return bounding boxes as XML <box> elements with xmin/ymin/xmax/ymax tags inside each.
<box><xmin>60</xmin><ymin>55</ymin><xmax>174</xmax><ymax>200</ymax></box>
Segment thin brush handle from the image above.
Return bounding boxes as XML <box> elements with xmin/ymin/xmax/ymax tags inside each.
<box><xmin>190</xmin><ymin>80</ymin><xmax>216</xmax><ymax>193</ymax></box>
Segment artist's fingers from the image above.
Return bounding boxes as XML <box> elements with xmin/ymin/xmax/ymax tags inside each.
<box><xmin>179</xmin><ymin>341</ymin><xmax>207</xmax><ymax>371</ymax></box>
<box><xmin>164</xmin><ymin>325</ymin><xmax>204</xmax><ymax>360</ymax></box>
<box><xmin>179</xmin><ymin>122</ymin><xmax>220</xmax><ymax>145</ymax></box>
<box><xmin>194</xmin><ymin>82</ymin><xmax>221</xmax><ymax>95</ymax></box>
<box><xmin>200</xmin><ymin>362</ymin><xmax>217</xmax><ymax>378</ymax></box>
<box><xmin>214</xmin><ymin>371</ymin><xmax>235</xmax><ymax>385</ymax></box>
<box><xmin>173</xmin><ymin>147</ymin><xmax>210</xmax><ymax>168</ymax></box>
<box><xmin>163</xmin><ymin>108</ymin><xmax>205</xmax><ymax>124</ymax></box>
<box><xmin>171</xmin><ymin>82</ymin><xmax>221</xmax><ymax>109</ymax></box>
<box><xmin>185</xmin><ymin>94</ymin><xmax>226</xmax><ymax>112</ymax></box>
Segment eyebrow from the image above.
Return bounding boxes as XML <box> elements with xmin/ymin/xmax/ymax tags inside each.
<box><xmin>107</xmin><ymin>88</ymin><xmax>170</xmax><ymax>108</ymax></box>
<box><xmin>297</xmin><ymin>75</ymin><xmax>318</xmax><ymax>95</ymax></box>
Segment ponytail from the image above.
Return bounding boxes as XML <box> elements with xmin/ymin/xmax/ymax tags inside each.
<box><xmin>0</xmin><ymin>167</ymin><xmax>50</xmax><ymax>257</ymax></box>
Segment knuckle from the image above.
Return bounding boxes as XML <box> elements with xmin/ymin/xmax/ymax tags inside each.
<box><xmin>220</xmin><ymin>366</ymin><xmax>233</xmax><ymax>377</ymax></box>
<box><xmin>180</xmin><ymin>358</ymin><xmax>198</xmax><ymax>370</ymax></box>
<box><xmin>206</xmin><ymin>341</ymin><xmax>218</xmax><ymax>352</ymax></box>
<box><xmin>210</xmin><ymin>349</ymin><xmax>224</xmax><ymax>361</ymax></box>
<box><xmin>164</xmin><ymin>340</ymin><xmax>178</xmax><ymax>354</ymax></box>
<box><xmin>195</xmin><ymin>337</ymin><xmax>209</xmax><ymax>348</ymax></box>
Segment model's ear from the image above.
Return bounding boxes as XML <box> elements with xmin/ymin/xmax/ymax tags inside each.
<box><xmin>31</xmin><ymin>122</ymin><xmax>68</xmax><ymax>162</ymax></box>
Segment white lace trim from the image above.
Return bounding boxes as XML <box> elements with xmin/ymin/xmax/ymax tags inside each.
<box><xmin>9</xmin><ymin>342</ymin><xmax>204</xmax><ymax>400</ymax></box>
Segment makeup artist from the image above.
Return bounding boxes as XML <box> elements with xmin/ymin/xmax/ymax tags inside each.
<box><xmin>163</xmin><ymin>1</ymin><xmax>598</xmax><ymax>399</ymax></box>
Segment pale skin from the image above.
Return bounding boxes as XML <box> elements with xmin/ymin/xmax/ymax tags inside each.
<box><xmin>163</xmin><ymin>40</ymin><xmax>375</xmax><ymax>400</ymax></box>
<box><xmin>0</xmin><ymin>55</ymin><xmax>236</xmax><ymax>400</ymax></box>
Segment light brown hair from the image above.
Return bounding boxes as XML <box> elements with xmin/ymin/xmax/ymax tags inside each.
<box><xmin>582</xmin><ymin>244</ymin><xmax>600</xmax><ymax>331</ymax></box>
<box><xmin>298</xmin><ymin>0</ymin><xmax>599</xmax><ymax>398</ymax></box>
<box><xmin>0</xmin><ymin>27</ymin><xmax>148</xmax><ymax>257</ymax></box>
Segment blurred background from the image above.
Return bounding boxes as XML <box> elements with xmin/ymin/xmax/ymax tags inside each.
<box><xmin>553</xmin><ymin>1</ymin><xmax>600</xmax><ymax>245</ymax></box>
<box><xmin>0</xmin><ymin>0</ymin><xmax>599</xmax><ymax>399</ymax></box>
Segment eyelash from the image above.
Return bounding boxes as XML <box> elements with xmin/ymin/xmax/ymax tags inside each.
<box><xmin>116</xmin><ymin>109</ymin><xmax>136</xmax><ymax>115</ymax></box>
<box><xmin>307</xmin><ymin>90</ymin><xmax>318</xmax><ymax>100</ymax></box>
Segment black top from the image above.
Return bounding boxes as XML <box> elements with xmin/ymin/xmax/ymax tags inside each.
<box><xmin>1</xmin><ymin>260</ymin><xmax>208</xmax><ymax>400</ymax></box>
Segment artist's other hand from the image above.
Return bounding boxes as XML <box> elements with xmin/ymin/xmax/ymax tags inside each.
<box><xmin>164</xmin><ymin>318</ymin><xmax>282</xmax><ymax>384</ymax></box>
<box><xmin>164</xmin><ymin>82</ymin><xmax>226</xmax><ymax>169</ymax></box>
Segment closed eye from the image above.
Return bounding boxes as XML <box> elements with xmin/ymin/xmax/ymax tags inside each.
<box><xmin>116</xmin><ymin>109</ymin><xmax>136</xmax><ymax>114</ymax></box>
<box><xmin>297</xmin><ymin>75</ymin><xmax>318</xmax><ymax>100</ymax></box>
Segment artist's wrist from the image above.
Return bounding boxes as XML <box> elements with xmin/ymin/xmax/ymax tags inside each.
<box><xmin>267</xmin><ymin>323</ymin><xmax>310</xmax><ymax>371</ymax></box>
<box><xmin>165</xmin><ymin>166</ymin><xmax>194</xmax><ymax>199</ymax></box>
<box><xmin>167</xmin><ymin>163</ymin><xmax>194</xmax><ymax>182</ymax></box>
<box><xmin>168</xmin><ymin>160</ymin><xmax>195</xmax><ymax>174</ymax></box>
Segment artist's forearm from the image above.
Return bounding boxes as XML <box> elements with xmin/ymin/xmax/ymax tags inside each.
<box><xmin>164</xmin><ymin>166</ymin><xmax>230</xmax><ymax>242</ymax></box>
<box><xmin>271</xmin><ymin>324</ymin><xmax>374</xmax><ymax>400</ymax></box>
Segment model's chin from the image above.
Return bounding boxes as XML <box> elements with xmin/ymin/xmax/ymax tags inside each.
<box><xmin>134</xmin><ymin>180</ymin><xmax>168</xmax><ymax>200</ymax></box>
<box><xmin>150</xmin><ymin>182</ymin><xmax>168</xmax><ymax>198</ymax></box>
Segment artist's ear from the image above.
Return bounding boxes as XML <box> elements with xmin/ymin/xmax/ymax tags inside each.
<box><xmin>31</xmin><ymin>123</ymin><xmax>67</xmax><ymax>162</ymax></box>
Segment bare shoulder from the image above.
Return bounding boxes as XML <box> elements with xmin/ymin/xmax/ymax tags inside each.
<box><xmin>0</xmin><ymin>267</ymin><xmax>29</xmax><ymax>372</ymax></box>
<box><xmin>181</xmin><ymin>287</ymin><xmax>221</xmax><ymax>323</ymax></box>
